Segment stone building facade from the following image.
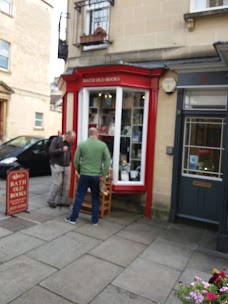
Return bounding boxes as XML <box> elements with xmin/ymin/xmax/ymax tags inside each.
<box><xmin>0</xmin><ymin>0</ymin><xmax>61</xmax><ymax>143</ymax></box>
<box><xmin>60</xmin><ymin>0</ymin><xmax>228</xmax><ymax>251</ymax></box>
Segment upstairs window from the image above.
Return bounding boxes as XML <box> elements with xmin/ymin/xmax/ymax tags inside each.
<box><xmin>0</xmin><ymin>0</ymin><xmax>13</xmax><ymax>15</ymax></box>
<box><xmin>0</xmin><ymin>40</ymin><xmax>10</xmax><ymax>71</ymax></box>
<box><xmin>35</xmin><ymin>112</ymin><xmax>43</xmax><ymax>129</ymax></box>
<box><xmin>191</xmin><ymin>0</ymin><xmax>228</xmax><ymax>12</ymax></box>
<box><xmin>85</xmin><ymin>1</ymin><xmax>110</xmax><ymax>37</ymax></box>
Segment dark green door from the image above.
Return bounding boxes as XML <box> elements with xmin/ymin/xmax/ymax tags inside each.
<box><xmin>177</xmin><ymin>116</ymin><xmax>226</xmax><ymax>224</ymax></box>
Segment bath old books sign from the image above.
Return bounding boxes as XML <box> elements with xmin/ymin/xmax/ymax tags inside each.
<box><xmin>6</xmin><ymin>169</ymin><xmax>29</xmax><ymax>215</ymax></box>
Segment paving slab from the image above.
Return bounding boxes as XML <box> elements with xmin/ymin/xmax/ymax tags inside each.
<box><xmin>0</xmin><ymin>255</ymin><xmax>56</xmax><ymax>304</ymax></box>
<box><xmin>75</xmin><ymin>219</ymin><xmax>124</xmax><ymax>240</ymax></box>
<box><xmin>27</xmin><ymin>231</ymin><xmax>101</xmax><ymax>269</ymax></box>
<box><xmin>10</xmin><ymin>286</ymin><xmax>74</xmax><ymax>304</ymax></box>
<box><xmin>140</xmin><ymin>238</ymin><xmax>193</xmax><ymax>270</ymax></box>
<box><xmin>54</xmin><ymin>214</ymin><xmax>88</xmax><ymax>227</ymax></box>
<box><xmin>158</xmin><ymin>224</ymin><xmax>206</xmax><ymax>249</ymax></box>
<box><xmin>90</xmin><ymin>285</ymin><xmax>156</xmax><ymax>304</ymax></box>
<box><xmin>0</xmin><ymin>232</ymin><xmax>45</xmax><ymax>262</ymax></box>
<box><xmin>36</xmin><ymin>205</ymin><xmax>68</xmax><ymax>216</ymax></box>
<box><xmin>40</xmin><ymin>254</ymin><xmax>123</xmax><ymax>304</ymax></box>
<box><xmin>17</xmin><ymin>210</ymin><xmax>55</xmax><ymax>223</ymax></box>
<box><xmin>164</xmin><ymin>290</ymin><xmax>182</xmax><ymax>304</ymax></box>
<box><xmin>112</xmin><ymin>257</ymin><xmax>180</xmax><ymax>304</ymax></box>
<box><xmin>137</xmin><ymin>217</ymin><xmax>171</xmax><ymax>230</ymax></box>
<box><xmin>21</xmin><ymin>220</ymin><xmax>75</xmax><ymax>241</ymax></box>
<box><xmin>117</xmin><ymin>222</ymin><xmax>163</xmax><ymax>244</ymax></box>
<box><xmin>197</xmin><ymin>230</ymin><xmax>217</xmax><ymax>251</ymax></box>
<box><xmin>104</xmin><ymin>210</ymin><xmax>142</xmax><ymax>225</ymax></box>
<box><xmin>89</xmin><ymin>235</ymin><xmax>146</xmax><ymax>267</ymax></box>
<box><xmin>187</xmin><ymin>251</ymin><xmax>228</xmax><ymax>273</ymax></box>
<box><xmin>0</xmin><ymin>217</ymin><xmax>37</xmax><ymax>232</ymax></box>
<box><xmin>0</xmin><ymin>226</ymin><xmax>12</xmax><ymax>238</ymax></box>
<box><xmin>29</xmin><ymin>177</ymin><xmax>51</xmax><ymax>195</ymax></box>
<box><xmin>27</xmin><ymin>195</ymin><xmax>49</xmax><ymax>210</ymax></box>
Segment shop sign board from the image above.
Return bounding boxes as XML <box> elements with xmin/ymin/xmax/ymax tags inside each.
<box><xmin>6</xmin><ymin>169</ymin><xmax>29</xmax><ymax>215</ymax></box>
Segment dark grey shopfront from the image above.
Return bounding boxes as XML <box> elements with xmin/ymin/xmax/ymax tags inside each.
<box><xmin>169</xmin><ymin>71</ymin><xmax>228</xmax><ymax>252</ymax></box>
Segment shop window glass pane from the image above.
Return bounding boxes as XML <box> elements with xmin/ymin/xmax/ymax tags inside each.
<box><xmin>119</xmin><ymin>91</ymin><xmax>145</xmax><ymax>182</ymax></box>
<box><xmin>88</xmin><ymin>90</ymin><xmax>116</xmax><ymax>158</ymax></box>
<box><xmin>182</xmin><ymin>117</ymin><xmax>226</xmax><ymax>179</ymax></box>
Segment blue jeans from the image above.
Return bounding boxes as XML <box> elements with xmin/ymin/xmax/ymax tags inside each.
<box><xmin>70</xmin><ymin>175</ymin><xmax>100</xmax><ymax>224</ymax></box>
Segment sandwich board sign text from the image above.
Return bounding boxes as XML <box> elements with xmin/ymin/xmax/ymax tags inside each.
<box><xmin>6</xmin><ymin>169</ymin><xmax>29</xmax><ymax>215</ymax></box>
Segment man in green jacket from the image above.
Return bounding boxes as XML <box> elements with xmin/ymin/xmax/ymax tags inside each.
<box><xmin>65</xmin><ymin>127</ymin><xmax>111</xmax><ymax>225</ymax></box>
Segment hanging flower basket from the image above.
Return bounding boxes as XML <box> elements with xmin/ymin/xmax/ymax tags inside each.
<box><xmin>80</xmin><ymin>27</ymin><xmax>107</xmax><ymax>46</ymax></box>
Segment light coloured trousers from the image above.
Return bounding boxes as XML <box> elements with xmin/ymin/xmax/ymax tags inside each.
<box><xmin>48</xmin><ymin>164</ymin><xmax>71</xmax><ymax>205</ymax></box>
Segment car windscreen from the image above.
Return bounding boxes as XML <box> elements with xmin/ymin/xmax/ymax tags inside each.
<box><xmin>5</xmin><ymin>136</ymin><xmax>39</xmax><ymax>148</ymax></box>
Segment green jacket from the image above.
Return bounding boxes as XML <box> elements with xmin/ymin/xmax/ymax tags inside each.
<box><xmin>74</xmin><ymin>137</ymin><xmax>111</xmax><ymax>177</ymax></box>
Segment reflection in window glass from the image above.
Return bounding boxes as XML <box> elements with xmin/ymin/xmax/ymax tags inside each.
<box><xmin>182</xmin><ymin>118</ymin><xmax>226</xmax><ymax>179</ymax></box>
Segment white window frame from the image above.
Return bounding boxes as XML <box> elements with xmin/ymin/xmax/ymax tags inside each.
<box><xmin>0</xmin><ymin>39</ymin><xmax>10</xmax><ymax>71</ymax></box>
<box><xmin>0</xmin><ymin>0</ymin><xmax>13</xmax><ymax>15</ymax></box>
<box><xmin>82</xmin><ymin>1</ymin><xmax>110</xmax><ymax>51</ymax></box>
<box><xmin>190</xmin><ymin>0</ymin><xmax>228</xmax><ymax>12</ymax></box>
<box><xmin>78</xmin><ymin>87</ymin><xmax>149</xmax><ymax>186</ymax></box>
<box><xmin>35</xmin><ymin>112</ymin><xmax>43</xmax><ymax>129</ymax></box>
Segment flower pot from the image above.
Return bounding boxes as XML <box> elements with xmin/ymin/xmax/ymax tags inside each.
<box><xmin>80</xmin><ymin>34</ymin><xmax>104</xmax><ymax>46</ymax></box>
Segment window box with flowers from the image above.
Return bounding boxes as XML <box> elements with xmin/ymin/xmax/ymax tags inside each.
<box><xmin>80</xmin><ymin>27</ymin><xmax>107</xmax><ymax>46</ymax></box>
<box><xmin>176</xmin><ymin>268</ymin><xmax>228</xmax><ymax>303</ymax></box>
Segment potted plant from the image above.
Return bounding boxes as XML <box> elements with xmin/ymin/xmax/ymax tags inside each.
<box><xmin>80</xmin><ymin>27</ymin><xmax>107</xmax><ymax>46</ymax></box>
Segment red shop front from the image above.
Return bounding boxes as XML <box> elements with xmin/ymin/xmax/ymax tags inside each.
<box><xmin>59</xmin><ymin>64</ymin><xmax>165</xmax><ymax>217</ymax></box>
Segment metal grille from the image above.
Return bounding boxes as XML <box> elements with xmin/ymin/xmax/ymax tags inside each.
<box><xmin>75</xmin><ymin>0</ymin><xmax>114</xmax><ymax>12</ymax></box>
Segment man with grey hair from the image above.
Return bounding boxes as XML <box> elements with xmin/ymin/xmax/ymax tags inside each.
<box><xmin>65</xmin><ymin>127</ymin><xmax>110</xmax><ymax>225</ymax></box>
<box><xmin>47</xmin><ymin>130</ymin><xmax>76</xmax><ymax>208</ymax></box>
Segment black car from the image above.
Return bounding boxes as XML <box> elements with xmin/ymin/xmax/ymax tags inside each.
<box><xmin>0</xmin><ymin>135</ymin><xmax>51</xmax><ymax>177</ymax></box>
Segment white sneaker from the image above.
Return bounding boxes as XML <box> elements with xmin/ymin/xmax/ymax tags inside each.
<box><xmin>65</xmin><ymin>217</ymin><xmax>76</xmax><ymax>225</ymax></box>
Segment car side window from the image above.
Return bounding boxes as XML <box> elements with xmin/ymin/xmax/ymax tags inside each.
<box><xmin>33</xmin><ymin>140</ymin><xmax>45</xmax><ymax>152</ymax></box>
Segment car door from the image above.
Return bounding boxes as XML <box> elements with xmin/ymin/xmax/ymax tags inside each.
<box><xmin>19</xmin><ymin>139</ymin><xmax>50</xmax><ymax>175</ymax></box>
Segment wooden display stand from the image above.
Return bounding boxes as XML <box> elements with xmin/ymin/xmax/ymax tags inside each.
<box><xmin>72</xmin><ymin>172</ymin><xmax>112</xmax><ymax>218</ymax></box>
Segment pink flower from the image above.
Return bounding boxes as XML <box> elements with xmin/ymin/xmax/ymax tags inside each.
<box><xmin>206</xmin><ymin>291</ymin><xmax>218</xmax><ymax>300</ymax></box>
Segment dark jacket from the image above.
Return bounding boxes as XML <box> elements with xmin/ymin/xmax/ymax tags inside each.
<box><xmin>49</xmin><ymin>136</ymin><xmax>72</xmax><ymax>167</ymax></box>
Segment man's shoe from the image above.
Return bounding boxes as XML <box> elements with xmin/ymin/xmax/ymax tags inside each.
<box><xmin>65</xmin><ymin>217</ymin><xmax>76</xmax><ymax>225</ymax></box>
<box><xmin>92</xmin><ymin>223</ymin><xmax>98</xmax><ymax>226</ymax></box>
<box><xmin>69</xmin><ymin>205</ymin><xmax>73</xmax><ymax>211</ymax></box>
<box><xmin>57</xmin><ymin>203</ymin><xmax>70</xmax><ymax>207</ymax></box>
<box><xmin>48</xmin><ymin>202</ymin><xmax>56</xmax><ymax>208</ymax></box>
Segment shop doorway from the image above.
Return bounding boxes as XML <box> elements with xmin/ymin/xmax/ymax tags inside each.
<box><xmin>0</xmin><ymin>101</ymin><xmax>5</xmax><ymax>141</ymax></box>
<box><xmin>171</xmin><ymin>89</ymin><xmax>228</xmax><ymax>224</ymax></box>
<box><xmin>178</xmin><ymin>116</ymin><xmax>226</xmax><ymax>224</ymax></box>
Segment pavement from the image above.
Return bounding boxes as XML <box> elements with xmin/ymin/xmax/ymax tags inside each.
<box><xmin>0</xmin><ymin>175</ymin><xmax>227</xmax><ymax>304</ymax></box>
